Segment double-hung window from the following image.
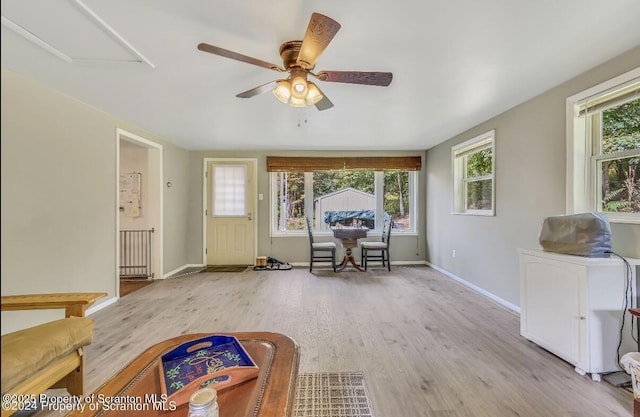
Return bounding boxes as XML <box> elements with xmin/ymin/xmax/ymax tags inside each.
<box><xmin>452</xmin><ymin>130</ymin><xmax>495</xmax><ymax>216</ymax></box>
<box><xmin>567</xmin><ymin>70</ymin><xmax>640</xmax><ymax>223</ymax></box>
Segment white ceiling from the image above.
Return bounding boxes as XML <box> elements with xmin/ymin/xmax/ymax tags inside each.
<box><xmin>2</xmin><ymin>0</ymin><xmax>639</xmax><ymax>151</ymax></box>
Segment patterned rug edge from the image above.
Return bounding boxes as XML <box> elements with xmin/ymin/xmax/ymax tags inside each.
<box><xmin>294</xmin><ymin>371</ymin><xmax>376</xmax><ymax>417</ymax></box>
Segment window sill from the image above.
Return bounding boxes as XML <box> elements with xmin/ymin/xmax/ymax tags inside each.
<box><xmin>270</xmin><ymin>230</ymin><xmax>418</xmax><ymax>238</ymax></box>
<box><xmin>451</xmin><ymin>211</ymin><xmax>495</xmax><ymax>217</ymax></box>
<box><xmin>605</xmin><ymin>215</ymin><xmax>640</xmax><ymax>225</ymax></box>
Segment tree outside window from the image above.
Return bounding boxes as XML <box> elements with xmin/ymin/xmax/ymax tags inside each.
<box><xmin>384</xmin><ymin>171</ymin><xmax>410</xmax><ymax>229</ymax></box>
<box><xmin>275</xmin><ymin>172</ymin><xmax>305</xmax><ymax>231</ymax></box>
<box><xmin>272</xmin><ymin>169</ymin><xmax>416</xmax><ymax>233</ymax></box>
<box><xmin>452</xmin><ymin>130</ymin><xmax>495</xmax><ymax>216</ymax></box>
<box><xmin>567</xmin><ymin>71</ymin><xmax>639</xmax><ymax>223</ymax></box>
<box><xmin>598</xmin><ymin>97</ymin><xmax>640</xmax><ymax>213</ymax></box>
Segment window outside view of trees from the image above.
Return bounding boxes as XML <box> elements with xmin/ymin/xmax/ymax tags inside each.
<box><xmin>596</xmin><ymin>96</ymin><xmax>640</xmax><ymax>213</ymax></box>
<box><xmin>274</xmin><ymin>172</ymin><xmax>305</xmax><ymax>231</ymax></box>
<box><xmin>452</xmin><ymin>130</ymin><xmax>495</xmax><ymax>216</ymax></box>
<box><xmin>383</xmin><ymin>171</ymin><xmax>410</xmax><ymax>229</ymax></box>
<box><xmin>464</xmin><ymin>148</ymin><xmax>493</xmax><ymax>211</ymax></box>
<box><xmin>273</xmin><ymin>170</ymin><xmax>415</xmax><ymax>233</ymax></box>
<box><xmin>568</xmin><ymin>73</ymin><xmax>639</xmax><ymax>223</ymax></box>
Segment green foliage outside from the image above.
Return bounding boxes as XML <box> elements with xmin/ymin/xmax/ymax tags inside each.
<box><xmin>466</xmin><ymin>148</ymin><xmax>492</xmax><ymax>210</ymax></box>
<box><xmin>278</xmin><ymin>172</ymin><xmax>304</xmax><ymax>230</ymax></box>
<box><xmin>601</xmin><ymin>98</ymin><xmax>640</xmax><ymax>213</ymax></box>
<box><xmin>383</xmin><ymin>171</ymin><xmax>409</xmax><ymax>228</ymax></box>
<box><xmin>277</xmin><ymin>170</ymin><xmax>411</xmax><ymax>230</ymax></box>
<box><xmin>313</xmin><ymin>171</ymin><xmax>375</xmax><ymax>195</ymax></box>
<box><xmin>312</xmin><ymin>171</ymin><xmax>410</xmax><ymax>228</ymax></box>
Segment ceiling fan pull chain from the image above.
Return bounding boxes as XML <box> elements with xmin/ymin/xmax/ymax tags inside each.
<box><xmin>296</xmin><ymin>108</ymin><xmax>308</xmax><ymax>128</ymax></box>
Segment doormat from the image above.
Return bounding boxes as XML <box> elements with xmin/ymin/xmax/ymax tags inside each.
<box><xmin>294</xmin><ymin>372</ymin><xmax>376</xmax><ymax>417</ymax></box>
<box><xmin>202</xmin><ymin>265</ymin><xmax>248</xmax><ymax>273</ymax></box>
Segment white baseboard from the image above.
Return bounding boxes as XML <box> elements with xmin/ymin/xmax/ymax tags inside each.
<box><xmin>163</xmin><ymin>264</ymin><xmax>205</xmax><ymax>279</ymax></box>
<box><xmin>290</xmin><ymin>260</ymin><xmax>426</xmax><ymax>268</ymax></box>
<box><xmin>86</xmin><ymin>296</ymin><xmax>118</xmax><ymax>316</ymax></box>
<box><xmin>426</xmin><ymin>263</ymin><xmax>520</xmax><ymax>313</ymax></box>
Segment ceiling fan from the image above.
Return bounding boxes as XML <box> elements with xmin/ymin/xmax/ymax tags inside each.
<box><xmin>197</xmin><ymin>12</ymin><xmax>393</xmax><ymax>111</ymax></box>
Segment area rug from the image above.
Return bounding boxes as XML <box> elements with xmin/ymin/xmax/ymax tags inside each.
<box><xmin>294</xmin><ymin>372</ymin><xmax>376</xmax><ymax>417</ymax></box>
<box><xmin>202</xmin><ymin>265</ymin><xmax>248</xmax><ymax>272</ymax></box>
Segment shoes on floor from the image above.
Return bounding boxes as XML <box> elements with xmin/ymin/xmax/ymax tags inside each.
<box><xmin>253</xmin><ymin>257</ymin><xmax>292</xmax><ymax>270</ymax></box>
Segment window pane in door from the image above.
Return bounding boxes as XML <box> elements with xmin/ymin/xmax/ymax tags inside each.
<box><xmin>213</xmin><ymin>165</ymin><xmax>246</xmax><ymax>215</ymax></box>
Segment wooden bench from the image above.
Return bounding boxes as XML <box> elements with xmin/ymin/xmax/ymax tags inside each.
<box><xmin>1</xmin><ymin>293</ymin><xmax>106</xmax><ymax>417</ymax></box>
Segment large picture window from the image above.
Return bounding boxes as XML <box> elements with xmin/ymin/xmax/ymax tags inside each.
<box><xmin>452</xmin><ymin>130</ymin><xmax>495</xmax><ymax>216</ymax></box>
<box><xmin>268</xmin><ymin>157</ymin><xmax>420</xmax><ymax>235</ymax></box>
<box><xmin>567</xmin><ymin>70</ymin><xmax>640</xmax><ymax>223</ymax></box>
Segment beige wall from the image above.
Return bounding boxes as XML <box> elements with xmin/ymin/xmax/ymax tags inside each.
<box><xmin>186</xmin><ymin>151</ymin><xmax>427</xmax><ymax>266</ymax></box>
<box><xmin>119</xmin><ymin>141</ymin><xmax>150</xmax><ymax>230</ymax></box>
<box><xmin>2</xmin><ymin>45</ymin><xmax>638</xmax><ymax>332</ymax></box>
<box><xmin>1</xmin><ymin>68</ymin><xmax>190</xmax><ymax>333</ymax></box>
<box><xmin>426</xmin><ymin>46</ymin><xmax>640</xmax><ymax>309</ymax></box>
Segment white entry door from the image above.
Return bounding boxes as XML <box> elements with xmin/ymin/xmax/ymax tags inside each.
<box><xmin>206</xmin><ymin>159</ymin><xmax>256</xmax><ymax>265</ymax></box>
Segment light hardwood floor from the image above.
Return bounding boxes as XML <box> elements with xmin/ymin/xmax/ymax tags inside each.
<box><xmin>39</xmin><ymin>265</ymin><xmax>632</xmax><ymax>416</ymax></box>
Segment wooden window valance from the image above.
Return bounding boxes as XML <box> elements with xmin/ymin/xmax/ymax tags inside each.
<box><xmin>266</xmin><ymin>156</ymin><xmax>422</xmax><ymax>172</ymax></box>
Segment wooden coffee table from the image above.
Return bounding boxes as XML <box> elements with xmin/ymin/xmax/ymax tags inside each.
<box><xmin>66</xmin><ymin>332</ymin><xmax>299</xmax><ymax>417</ymax></box>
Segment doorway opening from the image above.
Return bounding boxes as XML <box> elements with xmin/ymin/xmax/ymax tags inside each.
<box><xmin>117</xmin><ymin>129</ymin><xmax>163</xmax><ymax>297</ymax></box>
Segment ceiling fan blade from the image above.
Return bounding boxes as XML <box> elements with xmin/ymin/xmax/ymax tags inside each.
<box><xmin>316</xmin><ymin>71</ymin><xmax>393</xmax><ymax>86</ymax></box>
<box><xmin>198</xmin><ymin>43</ymin><xmax>284</xmax><ymax>72</ymax></box>
<box><xmin>315</xmin><ymin>94</ymin><xmax>334</xmax><ymax>111</ymax></box>
<box><xmin>297</xmin><ymin>13</ymin><xmax>341</xmax><ymax>69</ymax></box>
<box><xmin>313</xmin><ymin>84</ymin><xmax>333</xmax><ymax>110</ymax></box>
<box><xmin>236</xmin><ymin>80</ymin><xmax>281</xmax><ymax>98</ymax></box>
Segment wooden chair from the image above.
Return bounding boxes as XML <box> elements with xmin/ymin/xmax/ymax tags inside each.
<box><xmin>360</xmin><ymin>216</ymin><xmax>393</xmax><ymax>271</ymax></box>
<box><xmin>1</xmin><ymin>292</ymin><xmax>106</xmax><ymax>417</ymax></box>
<box><xmin>306</xmin><ymin>217</ymin><xmax>337</xmax><ymax>272</ymax></box>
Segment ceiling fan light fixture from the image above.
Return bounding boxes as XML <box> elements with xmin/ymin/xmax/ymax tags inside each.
<box><xmin>290</xmin><ymin>69</ymin><xmax>308</xmax><ymax>100</ymax></box>
<box><xmin>305</xmin><ymin>82</ymin><xmax>323</xmax><ymax>105</ymax></box>
<box><xmin>289</xmin><ymin>96</ymin><xmax>306</xmax><ymax>107</ymax></box>
<box><xmin>198</xmin><ymin>13</ymin><xmax>391</xmax><ymax>112</ymax></box>
<box><xmin>273</xmin><ymin>80</ymin><xmax>291</xmax><ymax>103</ymax></box>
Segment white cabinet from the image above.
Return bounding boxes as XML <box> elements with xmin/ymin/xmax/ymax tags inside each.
<box><xmin>519</xmin><ymin>248</ymin><xmax>639</xmax><ymax>380</ymax></box>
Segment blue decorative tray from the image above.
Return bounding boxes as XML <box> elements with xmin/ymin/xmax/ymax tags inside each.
<box><xmin>158</xmin><ymin>335</ymin><xmax>259</xmax><ymax>405</ymax></box>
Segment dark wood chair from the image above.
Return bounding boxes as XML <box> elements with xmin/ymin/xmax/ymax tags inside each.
<box><xmin>306</xmin><ymin>217</ymin><xmax>337</xmax><ymax>272</ymax></box>
<box><xmin>360</xmin><ymin>216</ymin><xmax>393</xmax><ymax>271</ymax></box>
